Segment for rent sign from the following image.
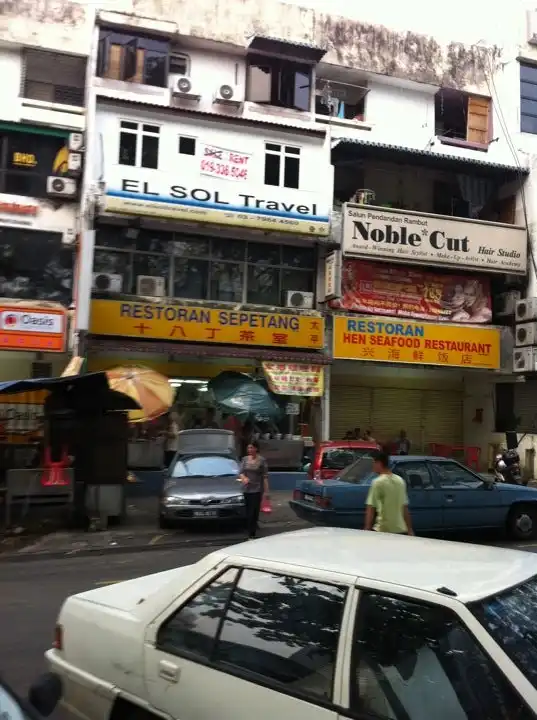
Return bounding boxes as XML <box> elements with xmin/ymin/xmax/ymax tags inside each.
<box><xmin>332</xmin><ymin>315</ymin><xmax>500</xmax><ymax>369</ymax></box>
<box><xmin>342</xmin><ymin>204</ymin><xmax>527</xmax><ymax>275</ymax></box>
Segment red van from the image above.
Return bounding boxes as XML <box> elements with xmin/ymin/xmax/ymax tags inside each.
<box><xmin>307</xmin><ymin>440</ymin><xmax>379</xmax><ymax>482</ymax></box>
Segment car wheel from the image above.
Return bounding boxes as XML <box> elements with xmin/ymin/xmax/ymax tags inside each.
<box><xmin>158</xmin><ymin>515</ymin><xmax>174</xmax><ymax>530</ymax></box>
<box><xmin>507</xmin><ymin>504</ymin><xmax>537</xmax><ymax>540</ymax></box>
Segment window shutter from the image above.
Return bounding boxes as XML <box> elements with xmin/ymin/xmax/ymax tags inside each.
<box><xmin>107</xmin><ymin>44</ymin><xmax>123</xmax><ymax>80</ymax></box>
<box><xmin>467</xmin><ymin>96</ymin><xmax>490</xmax><ymax>144</ymax></box>
<box><xmin>123</xmin><ymin>38</ymin><xmax>138</xmax><ymax>80</ymax></box>
<box><xmin>134</xmin><ymin>48</ymin><xmax>145</xmax><ymax>84</ymax></box>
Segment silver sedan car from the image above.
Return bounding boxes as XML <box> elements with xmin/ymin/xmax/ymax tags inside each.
<box><xmin>159</xmin><ymin>429</ymin><xmax>246</xmax><ymax>530</ymax></box>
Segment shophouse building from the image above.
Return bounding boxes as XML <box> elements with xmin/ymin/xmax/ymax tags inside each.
<box><xmin>75</xmin><ymin>7</ymin><xmax>334</xmax><ymax>468</ymax></box>
<box><xmin>0</xmin><ymin>1</ymin><xmax>91</xmax><ymax>438</ymax></box>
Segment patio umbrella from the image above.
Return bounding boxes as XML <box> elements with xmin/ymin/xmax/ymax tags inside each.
<box><xmin>105</xmin><ymin>366</ymin><xmax>174</xmax><ymax>423</ymax></box>
<box><xmin>208</xmin><ymin>371</ymin><xmax>282</xmax><ymax>421</ymax></box>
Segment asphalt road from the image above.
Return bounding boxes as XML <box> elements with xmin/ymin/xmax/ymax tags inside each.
<box><xmin>2</xmin><ymin>535</ymin><xmax>537</xmax><ymax>719</ymax></box>
<box><xmin>0</xmin><ymin>546</ymin><xmax>212</xmax><ymax>719</ymax></box>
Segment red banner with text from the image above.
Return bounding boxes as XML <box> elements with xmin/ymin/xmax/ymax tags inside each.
<box><xmin>330</xmin><ymin>259</ymin><xmax>492</xmax><ymax>324</ymax></box>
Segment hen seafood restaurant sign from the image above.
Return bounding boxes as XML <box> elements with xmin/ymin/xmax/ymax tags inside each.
<box><xmin>90</xmin><ymin>300</ymin><xmax>324</xmax><ymax>350</ymax></box>
<box><xmin>333</xmin><ymin>315</ymin><xmax>500</xmax><ymax>369</ymax></box>
<box><xmin>103</xmin><ymin>178</ymin><xmax>329</xmax><ymax>237</ymax></box>
<box><xmin>342</xmin><ymin>204</ymin><xmax>527</xmax><ymax>275</ymax></box>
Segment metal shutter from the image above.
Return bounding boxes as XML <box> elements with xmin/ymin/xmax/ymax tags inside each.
<box><xmin>330</xmin><ymin>384</ymin><xmax>372</xmax><ymax>440</ymax></box>
<box><xmin>371</xmin><ymin>388</ymin><xmax>423</xmax><ymax>449</ymax></box>
<box><xmin>422</xmin><ymin>389</ymin><xmax>463</xmax><ymax>450</ymax></box>
<box><xmin>514</xmin><ymin>378</ymin><xmax>537</xmax><ymax>433</ymax></box>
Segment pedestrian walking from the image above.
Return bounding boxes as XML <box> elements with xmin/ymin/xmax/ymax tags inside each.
<box><xmin>364</xmin><ymin>448</ymin><xmax>414</xmax><ymax>535</ymax></box>
<box><xmin>164</xmin><ymin>412</ymin><xmax>180</xmax><ymax>468</ymax></box>
<box><xmin>239</xmin><ymin>441</ymin><xmax>270</xmax><ymax>539</ymax></box>
<box><xmin>396</xmin><ymin>429</ymin><xmax>411</xmax><ymax>455</ymax></box>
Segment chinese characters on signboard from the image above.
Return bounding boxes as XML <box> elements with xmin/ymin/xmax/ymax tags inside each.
<box><xmin>263</xmin><ymin>362</ymin><xmax>325</xmax><ymax>397</ymax></box>
<box><xmin>330</xmin><ymin>259</ymin><xmax>492</xmax><ymax>324</ymax></box>
<box><xmin>332</xmin><ymin>315</ymin><xmax>500</xmax><ymax>370</ymax></box>
<box><xmin>199</xmin><ymin>143</ymin><xmax>251</xmax><ymax>181</ymax></box>
<box><xmin>90</xmin><ymin>300</ymin><xmax>325</xmax><ymax>350</ymax></box>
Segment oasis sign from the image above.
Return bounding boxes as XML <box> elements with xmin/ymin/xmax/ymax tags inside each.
<box><xmin>103</xmin><ymin>178</ymin><xmax>329</xmax><ymax>237</ymax></box>
<box><xmin>342</xmin><ymin>204</ymin><xmax>527</xmax><ymax>275</ymax></box>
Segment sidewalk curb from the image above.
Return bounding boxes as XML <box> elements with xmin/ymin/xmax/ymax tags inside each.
<box><xmin>0</xmin><ymin>520</ymin><xmax>308</xmax><ymax>563</ymax></box>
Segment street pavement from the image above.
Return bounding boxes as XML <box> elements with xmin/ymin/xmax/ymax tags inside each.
<box><xmin>3</xmin><ymin>533</ymin><xmax>537</xmax><ymax>719</ymax></box>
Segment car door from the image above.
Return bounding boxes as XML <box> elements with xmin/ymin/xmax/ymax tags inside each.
<box><xmin>337</xmin><ymin>588</ymin><xmax>535</xmax><ymax>720</ymax></box>
<box><xmin>392</xmin><ymin>461</ymin><xmax>443</xmax><ymax>533</ymax></box>
<box><xmin>430</xmin><ymin>460</ymin><xmax>504</xmax><ymax>531</ymax></box>
<box><xmin>144</xmin><ymin>564</ymin><xmax>348</xmax><ymax>720</ymax></box>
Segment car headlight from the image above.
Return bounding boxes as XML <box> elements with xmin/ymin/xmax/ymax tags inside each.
<box><xmin>221</xmin><ymin>495</ymin><xmax>245</xmax><ymax>505</ymax></box>
<box><xmin>162</xmin><ymin>496</ymin><xmax>189</xmax><ymax>506</ymax></box>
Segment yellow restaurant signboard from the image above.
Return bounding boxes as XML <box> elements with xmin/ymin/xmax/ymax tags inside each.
<box><xmin>90</xmin><ymin>300</ymin><xmax>325</xmax><ymax>350</ymax></box>
<box><xmin>333</xmin><ymin>315</ymin><xmax>500</xmax><ymax>370</ymax></box>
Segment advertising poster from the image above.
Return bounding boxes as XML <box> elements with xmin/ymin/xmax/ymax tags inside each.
<box><xmin>330</xmin><ymin>259</ymin><xmax>492</xmax><ymax>324</ymax></box>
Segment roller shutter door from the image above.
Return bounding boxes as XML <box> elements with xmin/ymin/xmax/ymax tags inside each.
<box><xmin>514</xmin><ymin>377</ymin><xmax>537</xmax><ymax>433</ymax></box>
<box><xmin>370</xmin><ymin>388</ymin><xmax>423</xmax><ymax>448</ymax></box>
<box><xmin>330</xmin><ymin>385</ymin><xmax>372</xmax><ymax>440</ymax></box>
<box><xmin>422</xmin><ymin>389</ymin><xmax>463</xmax><ymax>449</ymax></box>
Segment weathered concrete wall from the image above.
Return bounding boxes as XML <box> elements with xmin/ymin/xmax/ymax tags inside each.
<box><xmin>0</xmin><ymin>0</ymin><xmax>92</xmax><ymax>53</ymax></box>
<box><xmin>127</xmin><ymin>0</ymin><xmax>499</xmax><ymax>89</ymax></box>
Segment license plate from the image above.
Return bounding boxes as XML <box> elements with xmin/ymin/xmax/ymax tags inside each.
<box><xmin>303</xmin><ymin>494</ymin><xmax>315</xmax><ymax>503</ymax></box>
<box><xmin>193</xmin><ymin>510</ymin><xmax>218</xmax><ymax>518</ymax></box>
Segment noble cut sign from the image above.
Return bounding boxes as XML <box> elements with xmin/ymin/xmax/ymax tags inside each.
<box><xmin>342</xmin><ymin>204</ymin><xmax>527</xmax><ymax>275</ymax></box>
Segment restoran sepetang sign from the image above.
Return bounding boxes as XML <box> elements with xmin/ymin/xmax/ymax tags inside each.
<box><xmin>342</xmin><ymin>204</ymin><xmax>527</xmax><ymax>275</ymax></box>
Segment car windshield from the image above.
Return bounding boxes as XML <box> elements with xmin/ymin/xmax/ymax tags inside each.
<box><xmin>321</xmin><ymin>447</ymin><xmax>373</xmax><ymax>470</ymax></box>
<box><xmin>469</xmin><ymin>575</ymin><xmax>537</xmax><ymax>689</ymax></box>
<box><xmin>337</xmin><ymin>456</ymin><xmax>378</xmax><ymax>485</ymax></box>
<box><xmin>171</xmin><ymin>455</ymin><xmax>240</xmax><ymax>479</ymax></box>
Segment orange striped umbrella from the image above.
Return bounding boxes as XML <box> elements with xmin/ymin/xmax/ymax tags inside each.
<box><xmin>105</xmin><ymin>366</ymin><xmax>174</xmax><ymax>423</ymax></box>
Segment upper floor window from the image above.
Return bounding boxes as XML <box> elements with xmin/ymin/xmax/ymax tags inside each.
<box><xmin>23</xmin><ymin>49</ymin><xmax>86</xmax><ymax>107</ymax></box>
<box><xmin>264</xmin><ymin>143</ymin><xmax>300</xmax><ymax>189</ymax></box>
<box><xmin>119</xmin><ymin>121</ymin><xmax>160</xmax><ymax>169</ymax></box>
<box><xmin>435</xmin><ymin>88</ymin><xmax>491</xmax><ymax>147</ymax></box>
<box><xmin>520</xmin><ymin>62</ymin><xmax>537</xmax><ymax>134</ymax></box>
<box><xmin>97</xmin><ymin>29</ymin><xmax>168</xmax><ymax>88</ymax></box>
<box><xmin>315</xmin><ymin>79</ymin><xmax>367</xmax><ymax>122</ymax></box>
<box><xmin>246</xmin><ymin>54</ymin><xmax>311</xmax><ymax>111</ymax></box>
<box><xmin>169</xmin><ymin>53</ymin><xmax>189</xmax><ymax>76</ymax></box>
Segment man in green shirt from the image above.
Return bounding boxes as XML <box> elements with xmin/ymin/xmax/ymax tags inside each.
<box><xmin>365</xmin><ymin>449</ymin><xmax>414</xmax><ymax>535</ymax></box>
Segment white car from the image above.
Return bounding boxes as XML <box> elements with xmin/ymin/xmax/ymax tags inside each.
<box><xmin>46</xmin><ymin>528</ymin><xmax>537</xmax><ymax>720</ymax></box>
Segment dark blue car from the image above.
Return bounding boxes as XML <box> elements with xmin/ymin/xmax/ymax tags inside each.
<box><xmin>289</xmin><ymin>455</ymin><xmax>537</xmax><ymax>540</ymax></box>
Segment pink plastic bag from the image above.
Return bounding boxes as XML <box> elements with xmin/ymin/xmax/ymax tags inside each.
<box><xmin>261</xmin><ymin>496</ymin><xmax>272</xmax><ymax>513</ymax></box>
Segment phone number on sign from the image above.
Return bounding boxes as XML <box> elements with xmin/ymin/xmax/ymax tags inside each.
<box><xmin>200</xmin><ymin>159</ymin><xmax>248</xmax><ymax>179</ymax></box>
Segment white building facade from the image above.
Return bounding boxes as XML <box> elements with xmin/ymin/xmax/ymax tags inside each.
<box><xmin>0</xmin><ymin>0</ymin><xmax>91</xmax><ymax>436</ymax></box>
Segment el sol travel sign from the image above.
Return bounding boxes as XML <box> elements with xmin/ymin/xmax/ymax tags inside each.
<box><xmin>342</xmin><ymin>204</ymin><xmax>527</xmax><ymax>275</ymax></box>
<box><xmin>104</xmin><ymin>179</ymin><xmax>329</xmax><ymax>236</ymax></box>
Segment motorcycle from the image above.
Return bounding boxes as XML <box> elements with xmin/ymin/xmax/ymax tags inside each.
<box><xmin>493</xmin><ymin>449</ymin><xmax>525</xmax><ymax>485</ymax></box>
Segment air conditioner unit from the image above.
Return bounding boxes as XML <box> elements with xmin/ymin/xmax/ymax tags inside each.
<box><xmin>213</xmin><ymin>84</ymin><xmax>243</xmax><ymax>106</ymax></box>
<box><xmin>62</xmin><ymin>228</ymin><xmax>77</xmax><ymax>246</ymax></box>
<box><xmin>136</xmin><ymin>275</ymin><xmax>166</xmax><ymax>297</ymax></box>
<box><xmin>284</xmin><ymin>291</ymin><xmax>314</xmax><ymax>309</ymax></box>
<box><xmin>92</xmin><ymin>272</ymin><xmax>123</xmax><ymax>293</ymax></box>
<box><xmin>46</xmin><ymin>176</ymin><xmax>77</xmax><ymax>198</ymax></box>
<box><xmin>171</xmin><ymin>76</ymin><xmax>200</xmax><ymax>100</ymax></box>
<box><xmin>516</xmin><ymin>298</ymin><xmax>537</xmax><ymax>323</ymax></box>
<box><xmin>513</xmin><ymin>347</ymin><xmax>537</xmax><ymax>374</ymax></box>
<box><xmin>496</xmin><ymin>290</ymin><xmax>520</xmax><ymax>317</ymax></box>
<box><xmin>516</xmin><ymin>322</ymin><xmax>537</xmax><ymax>347</ymax></box>
<box><xmin>68</xmin><ymin>132</ymin><xmax>85</xmax><ymax>152</ymax></box>
<box><xmin>67</xmin><ymin>152</ymin><xmax>82</xmax><ymax>175</ymax></box>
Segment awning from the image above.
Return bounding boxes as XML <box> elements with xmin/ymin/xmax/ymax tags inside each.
<box><xmin>331</xmin><ymin>138</ymin><xmax>528</xmax><ymax>177</ymax></box>
<box><xmin>247</xmin><ymin>35</ymin><xmax>327</xmax><ymax>63</ymax></box>
<box><xmin>0</xmin><ymin>373</ymin><xmax>140</xmax><ymax>412</ymax></box>
<box><xmin>87</xmin><ymin>335</ymin><xmax>332</xmax><ymax>365</ymax></box>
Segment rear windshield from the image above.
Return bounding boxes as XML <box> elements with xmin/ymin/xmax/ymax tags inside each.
<box><xmin>469</xmin><ymin>575</ymin><xmax>537</xmax><ymax>690</ymax></box>
<box><xmin>321</xmin><ymin>448</ymin><xmax>373</xmax><ymax>470</ymax></box>
<box><xmin>337</xmin><ymin>456</ymin><xmax>378</xmax><ymax>485</ymax></box>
